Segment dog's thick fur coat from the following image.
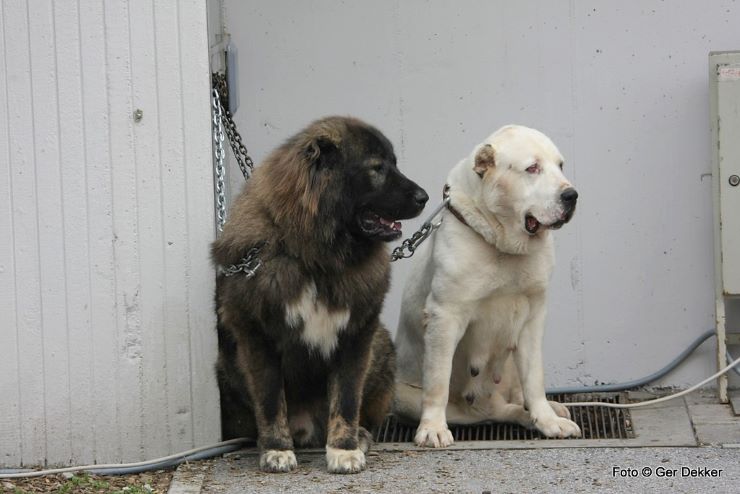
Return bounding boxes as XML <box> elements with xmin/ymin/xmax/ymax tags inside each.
<box><xmin>213</xmin><ymin>116</ymin><xmax>427</xmax><ymax>472</ymax></box>
<box><xmin>394</xmin><ymin>125</ymin><xmax>581</xmax><ymax>447</ymax></box>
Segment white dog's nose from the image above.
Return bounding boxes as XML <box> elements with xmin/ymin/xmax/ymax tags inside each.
<box><xmin>560</xmin><ymin>188</ymin><xmax>578</xmax><ymax>205</ymax></box>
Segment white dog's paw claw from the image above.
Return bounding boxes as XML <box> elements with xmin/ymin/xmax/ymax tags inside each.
<box><xmin>259</xmin><ymin>449</ymin><xmax>297</xmax><ymax>473</ymax></box>
<box><xmin>326</xmin><ymin>446</ymin><xmax>366</xmax><ymax>474</ymax></box>
<box><xmin>535</xmin><ymin>416</ymin><xmax>582</xmax><ymax>438</ymax></box>
<box><xmin>415</xmin><ymin>423</ymin><xmax>454</xmax><ymax>448</ymax></box>
<box><xmin>548</xmin><ymin>400</ymin><xmax>572</xmax><ymax>419</ymax></box>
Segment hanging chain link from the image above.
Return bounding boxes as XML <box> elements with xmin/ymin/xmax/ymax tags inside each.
<box><xmin>390</xmin><ymin>197</ymin><xmax>450</xmax><ymax>262</ymax></box>
<box><xmin>211</xmin><ymin>88</ymin><xmax>227</xmax><ymax>233</ymax></box>
<box><xmin>390</xmin><ymin>222</ymin><xmax>435</xmax><ymax>262</ymax></box>
<box><xmin>212</xmin><ymin>72</ymin><xmax>254</xmax><ymax>181</ymax></box>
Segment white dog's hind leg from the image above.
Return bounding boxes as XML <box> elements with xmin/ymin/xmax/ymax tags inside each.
<box><xmin>446</xmin><ymin>391</ymin><xmax>533</xmax><ymax>428</ymax></box>
<box><xmin>486</xmin><ymin>392</ymin><xmax>534</xmax><ymax>428</ymax></box>
<box><xmin>415</xmin><ymin>300</ymin><xmax>469</xmax><ymax>448</ymax></box>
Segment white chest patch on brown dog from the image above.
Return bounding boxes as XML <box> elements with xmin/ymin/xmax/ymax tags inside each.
<box><xmin>285</xmin><ymin>282</ymin><xmax>350</xmax><ymax>358</ymax></box>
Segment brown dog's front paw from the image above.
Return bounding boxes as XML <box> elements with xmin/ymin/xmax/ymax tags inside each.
<box><xmin>259</xmin><ymin>449</ymin><xmax>297</xmax><ymax>473</ymax></box>
<box><xmin>326</xmin><ymin>446</ymin><xmax>366</xmax><ymax>474</ymax></box>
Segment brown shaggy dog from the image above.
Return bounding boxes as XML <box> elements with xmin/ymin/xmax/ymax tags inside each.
<box><xmin>212</xmin><ymin>116</ymin><xmax>428</xmax><ymax>474</ymax></box>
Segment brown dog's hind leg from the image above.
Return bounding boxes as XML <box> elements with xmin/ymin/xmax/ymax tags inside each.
<box><xmin>360</xmin><ymin>326</ymin><xmax>396</xmax><ymax>430</ymax></box>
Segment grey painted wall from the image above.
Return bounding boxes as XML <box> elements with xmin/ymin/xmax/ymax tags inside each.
<box><xmin>223</xmin><ymin>1</ymin><xmax>740</xmax><ymax>388</ymax></box>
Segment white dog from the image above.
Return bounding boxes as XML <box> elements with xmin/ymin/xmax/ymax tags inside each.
<box><xmin>394</xmin><ymin>125</ymin><xmax>581</xmax><ymax>448</ymax></box>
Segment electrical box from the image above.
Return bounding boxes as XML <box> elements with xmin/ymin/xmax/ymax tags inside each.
<box><xmin>709</xmin><ymin>51</ymin><xmax>740</xmax><ymax>403</ymax></box>
<box><xmin>711</xmin><ymin>54</ymin><xmax>740</xmax><ymax>296</ymax></box>
<box><xmin>710</xmin><ymin>52</ymin><xmax>740</xmax><ymax>296</ymax></box>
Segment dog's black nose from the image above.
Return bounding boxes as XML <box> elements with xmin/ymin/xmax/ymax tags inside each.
<box><xmin>413</xmin><ymin>188</ymin><xmax>429</xmax><ymax>207</ymax></box>
<box><xmin>561</xmin><ymin>188</ymin><xmax>578</xmax><ymax>204</ymax></box>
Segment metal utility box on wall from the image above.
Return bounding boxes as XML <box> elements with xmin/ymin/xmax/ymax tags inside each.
<box><xmin>709</xmin><ymin>51</ymin><xmax>740</xmax><ymax>402</ymax></box>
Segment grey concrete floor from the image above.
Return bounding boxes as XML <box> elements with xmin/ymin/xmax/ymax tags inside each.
<box><xmin>171</xmin><ymin>391</ymin><xmax>740</xmax><ymax>494</ymax></box>
<box><xmin>180</xmin><ymin>448</ymin><xmax>739</xmax><ymax>494</ymax></box>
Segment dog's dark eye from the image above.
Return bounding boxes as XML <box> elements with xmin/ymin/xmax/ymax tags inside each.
<box><xmin>370</xmin><ymin>163</ymin><xmax>385</xmax><ymax>173</ymax></box>
<box><xmin>559</xmin><ymin>162</ymin><xmax>564</xmax><ymax>170</ymax></box>
<box><xmin>526</xmin><ymin>164</ymin><xmax>539</xmax><ymax>174</ymax></box>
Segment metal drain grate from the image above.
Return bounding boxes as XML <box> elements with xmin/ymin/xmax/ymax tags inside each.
<box><xmin>374</xmin><ymin>393</ymin><xmax>634</xmax><ymax>442</ymax></box>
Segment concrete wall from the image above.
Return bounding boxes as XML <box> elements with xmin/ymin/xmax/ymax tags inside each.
<box><xmin>0</xmin><ymin>0</ymin><xmax>219</xmax><ymax>467</ymax></box>
<box><xmin>223</xmin><ymin>0</ymin><xmax>740</xmax><ymax>389</ymax></box>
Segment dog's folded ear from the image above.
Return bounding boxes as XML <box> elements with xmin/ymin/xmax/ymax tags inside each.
<box><xmin>306</xmin><ymin>136</ymin><xmax>340</xmax><ymax>169</ymax></box>
<box><xmin>473</xmin><ymin>144</ymin><xmax>496</xmax><ymax>178</ymax></box>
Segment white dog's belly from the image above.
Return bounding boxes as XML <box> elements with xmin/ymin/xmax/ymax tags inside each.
<box><xmin>450</xmin><ymin>294</ymin><xmax>530</xmax><ymax>402</ymax></box>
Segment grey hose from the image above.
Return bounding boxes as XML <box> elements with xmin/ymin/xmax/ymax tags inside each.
<box><xmin>546</xmin><ymin>329</ymin><xmax>718</xmax><ymax>394</ymax></box>
<box><xmin>0</xmin><ymin>438</ymin><xmax>252</xmax><ymax>478</ymax></box>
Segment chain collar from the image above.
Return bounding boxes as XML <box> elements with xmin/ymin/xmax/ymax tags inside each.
<box><xmin>220</xmin><ymin>242</ymin><xmax>267</xmax><ymax>278</ymax></box>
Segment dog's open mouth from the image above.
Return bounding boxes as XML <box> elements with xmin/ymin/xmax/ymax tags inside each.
<box><xmin>359</xmin><ymin>211</ymin><xmax>403</xmax><ymax>241</ymax></box>
<box><xmin>525</xmin><ymin>214</ymin><xmax>569</xmax><ymax>235</ymax></box>
<box><xmin>525</xmin><ymin>214</ymin><xmax>541</xmax><ymax>235</ymax></box>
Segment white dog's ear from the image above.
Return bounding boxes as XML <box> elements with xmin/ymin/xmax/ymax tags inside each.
<box><xmin>473</xmin><ymin>144</ymin><xmax>496</xmax><ymax>178</ymax></box>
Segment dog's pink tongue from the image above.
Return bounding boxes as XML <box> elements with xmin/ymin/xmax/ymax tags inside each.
<box><xmin>527</xmin><ymin>216</ymin><xmax>539</xmax><ymax>231</ymax></box>
<box><xmin>379</xmin><ymin>217</ymin><xmax>402</xmax><ymax>231</ymax></box>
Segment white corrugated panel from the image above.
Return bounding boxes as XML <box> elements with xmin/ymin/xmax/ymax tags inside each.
<box><xmin>0</xmin><ymin>0</ymin><xmax>220</xmax><ymax>467</ymax></box>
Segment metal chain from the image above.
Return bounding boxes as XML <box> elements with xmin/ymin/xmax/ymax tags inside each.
<box><xmin>221</xmin><ymin>242</ymin><xmax>266</xmax><ymax>278</ymax></box>
<box><xmin>211</xmin><ymin>88</ymin><xmax>227</xmax><ymax>233</ymax></box>
<box><xmin>212</xmin><ymin>72</ymin><xmax>254</xmax><ymax>181</ymax></box>
<box><xmin>390</xmin><ymin>197</ymin><xmax>450</xmax><ymax>262</ymax></box>
<box><xmin>211</xmin><ymin>72</ymin><xmax>262</xmax><ymax>276</ymax></box>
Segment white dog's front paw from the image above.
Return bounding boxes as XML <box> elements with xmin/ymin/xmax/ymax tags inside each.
<box><xmin>259</xmin><ymin>449</ymin><xmax>297</xmax><ymax>473</ymax></box>
<box><xmin>534</xmin><ymin>415</ymin><xmax>581</xmax><ymax>438</ymax></box>
<box><xmin>415</xmin><ymin>420</ymin><xmax>454</xmax><ymax>448</ymax></box>
<box><xmin>326</xmin><ymin>446</ymin><xmax>366</xmax><ymax>474</ymax></box>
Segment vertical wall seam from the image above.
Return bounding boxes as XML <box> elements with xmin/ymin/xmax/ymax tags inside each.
<box><xmin>175</xmin><ymin>0</ymin><xmax>196</xmax><ymax>446</ymax></box>
<box><xmin>76</xmin><ymin>0</ymin><xmax>97</xmax><ymax>462</ymax></box>
<box><xmin>100</xmin><ymin>0</ymin><xmax>123</xmax><ymax>463</ymax></box>
<box><xmin>151</xmin><ymin>0</ymin><xmax>172</xmax><ymax>454</ymax></box>
<box><xmin>3</xmin><ymin>0</ymin><xmax>23</xmax><ymax>465</ymax></box>
<box><xmin>50</xmin><ymin>0</ymin><xmax>74</xmax><ymax>463</ymax></box>
<box><xmin>25</xmin><ymin>0</ymin><xmax>49</xmax><ymax>466</ymax></box>
<box><xmin>125</xmin><ymin>0</ymin><xmax>145</xmax><ymax>459</ymax></box>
